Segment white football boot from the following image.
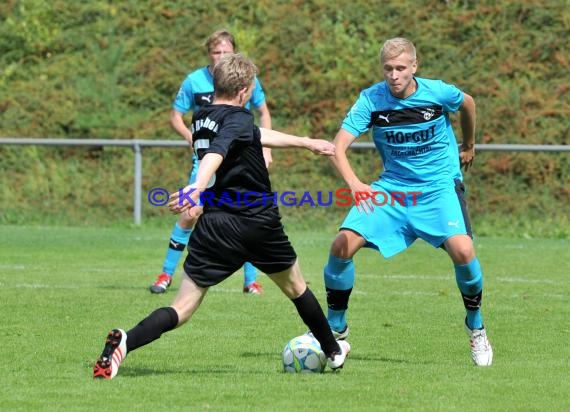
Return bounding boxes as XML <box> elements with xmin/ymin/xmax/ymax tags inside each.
<box><xmin>327</xmin><ymin>340</ymin><xmax>351</xmax><ymax>370</ymax></box>
<box><xmin>465</xmin><ymin>324</ymin><xmax>493</xmax><ymax>366</ymax></box>
<box><xmin>93</xmin><ymin>329</ymin><xmax>127</xmax><ymax>379</ymax></box>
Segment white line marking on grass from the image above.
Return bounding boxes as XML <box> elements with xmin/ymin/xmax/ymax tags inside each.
<box><xmin>0</xmin><ymin>266</ymin><xmax>156</xmax><ymax>276</ymax></box>
<box><xmin>207</xmin><ymin>288</ymin><xmax>567</xmax><ymax>299</ymax></box>
<box><xmin>496</xmin><ymin>277</ymin><xmax>556</xmax><ymax>284</ymax></box>
<box><xmin>357</xmin><ymin>273</ymin><xmax>558</xmax><ymax>284</ymax></box>
<box><xmin>375</xmin><ymin>274</ymin><xmax>450</xmax><ymax>281</ymax></box>
<box><xmin>3</xmin><ymin>284</ymin><xmax>563</xmax><ymax>299</ymax></box>
<box><xmin>3</xmin><ymin>283</ymin><xmax>248</xmax><ymax>291</ymax></box>
<box><xmin>210</xmin><ymin>288</ymin><xmax>242</xmax><ymax>294</ymax></box>
<box><xmin>384</xmin><ymin>291</ymin><xmax>439</xmax><ymax>296</ymax></box>
<box><xmin>506</xmin><ymin>293</ymin><xmax>565</xmax><ymax>299</ymax></box>
<box><xmin>0</xmin><ymin>264</ymin><xmax>27</xmax><ymax>270</ymax></box>
<box><xmin>3</xmin><ymin>283</ymin><xmax>83</xmax><ymax>289</ymax></box>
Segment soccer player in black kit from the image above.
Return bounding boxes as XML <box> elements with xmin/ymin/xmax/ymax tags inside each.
<box><xmin>93</xmin><ymin>53</ymin><xmax>350</xmax><ymax>379</ymax></box>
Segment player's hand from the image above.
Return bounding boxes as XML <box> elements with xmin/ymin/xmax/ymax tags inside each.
<box><xmin>306</xmin><ymin>139</ymin><xmax>335</xmax><ymax>156</ymax></box>
<box><xmin>184</xmin><ymin>205</ymin><xmax>203</xmax><ymax>219</ymax></box>
<box><xmin>459</xmin><ymin>143</ymin><xmax>475</xmax><ymax>171</ymax></box>
<box><xmin>168</xmin><ymin>184</ymin><xmax>200</xmax><ymax>214</ymax></box>
<box><xmin>350</xmin><ymin>182</ymin><xmax>375</xmax><ymax>214</ymax></box>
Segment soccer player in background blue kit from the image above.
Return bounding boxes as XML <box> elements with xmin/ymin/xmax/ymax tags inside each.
<box><xmin>150</xmin><ymin>30</ymin><xmax>272</xmax><ymax>295</ymax></box>
<box><xmin>323</xmin><ymin>37</ymin><xmax>493</xmax><ymax>366</ymax></box>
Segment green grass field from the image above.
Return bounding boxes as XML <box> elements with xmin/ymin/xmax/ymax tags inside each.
<box><xmin>1</xmin><ymin>225</ymin><xmax>568</xmax><ymax>411</ymax></box>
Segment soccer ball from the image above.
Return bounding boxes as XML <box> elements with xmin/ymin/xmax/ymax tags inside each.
<box><xmin>282</xmin><ymin>334</ymin><xmax>327</xmax><ymax>373</ymax></box>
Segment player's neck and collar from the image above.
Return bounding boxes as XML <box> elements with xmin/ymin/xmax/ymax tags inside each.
<box><xmin>213</xmin><ymin>95</ymin><xmax>249</xmax><ymax>108</ymax></box>
<box><xmin>213</xmin><ymin>85</ymin><xmax>253</xmax><ymax>107</ymax></box>
<box><xmin>389</xmin><ymin>77</ymin><xmax>418</xmax><ymax>100</ymax></box>
<box><xmin>213</xmin><ymin>97</ymin><xmax>240</xmax><ymax>106</ymax></box>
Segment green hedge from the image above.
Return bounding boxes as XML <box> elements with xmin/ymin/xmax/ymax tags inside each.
<box><xmin>0</xmin><ymin>0</ymin><xmax>568</xmax><ymax>236</ymax></box>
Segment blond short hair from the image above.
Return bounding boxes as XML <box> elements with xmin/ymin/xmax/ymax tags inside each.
<box><xmin>213</xmin><ymin>53</ymin><xmax>257</xmax><ymax>99</ymax></box>
<box><xmin>380</xmin><ymin>37</ymin><xmax>417</xmax><ymax>63</ymax></box>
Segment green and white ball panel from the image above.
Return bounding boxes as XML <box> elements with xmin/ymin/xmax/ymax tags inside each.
<box><xmin>282</xmin><ymin>334</ymin><xmax>327</xmax><ymax>373</ymax></box>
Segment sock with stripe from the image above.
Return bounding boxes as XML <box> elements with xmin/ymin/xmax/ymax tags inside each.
<box><xmin>455</xmin><ymin>257</ymin><xmax>484</xmax><ymax>329</ymax></box>
<box><xmin>162</xmin><ymin>223</ymin><xmax>192</xmax><ymax>276</ymax></box>
<box><xmin>324</xmin><ymin>254</ymin><xmax>355</xmax><ymax>333</ymax></box>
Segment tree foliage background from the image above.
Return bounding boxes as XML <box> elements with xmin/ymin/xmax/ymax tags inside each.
<box><xmin>0</xmin><ymin>0</ymin><xmax>568</xmax><ymax>236</ymax></box>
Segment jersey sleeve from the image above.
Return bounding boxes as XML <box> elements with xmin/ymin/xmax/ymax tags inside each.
<box><xmin>172</xmin><ymin>77</ymin><xmax>193</xmax><ymax>114</ymax></box>
<box><xmin>438</xmin><ymin>80</ymin><xmax>464</xmax><ymax>113</ymax></box>
<box><xmin>340</xmin><ymin>92</ymin><xmax>373</xmax><ymax>138</ymax></box>
<box><xmin>249</xmin><ymin>77</ymin><xmax>266</xmax><ymax>109</ymax></box>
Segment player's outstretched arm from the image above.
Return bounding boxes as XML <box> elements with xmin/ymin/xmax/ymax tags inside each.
<box><xmin>259</xmin><ymin>128</ymin><xmax>335</xmax><ymax>156</ymax></box>
<box><xmin>331</xmin><ymin>128</ymin><xmax>374</xmax><ymax>214</ymax></box>
<box><xmin>330</xmin><ymin>128</ymin><xmax>363</xmax><ymax>188</ymax></box>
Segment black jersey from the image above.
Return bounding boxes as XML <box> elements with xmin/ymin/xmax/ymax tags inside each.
<box><xmin>191</xmin><ymin>104</ymin><xmax>274</xmax><ymax>216</ymax></box>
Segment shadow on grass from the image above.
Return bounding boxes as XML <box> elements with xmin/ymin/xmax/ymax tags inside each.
<box><xmin>242</xmin><ymin>350</ymin><xmax>422</xmax><ymax>365</ymax></box>
<box><xmin>94</xmin><ymin>285</ymin><xmax>180</xmax><ymax>293</ymax></box>
<box><xmin>118</xmin><ymin>365</ymin><xmax>270</xmax><ymax>377</ymax></box>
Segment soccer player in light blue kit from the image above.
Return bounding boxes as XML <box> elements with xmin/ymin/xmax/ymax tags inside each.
<box><xmin>324</xmin><ymin>37</ymin><xmax>493</xmax><ymax>366</ymax></box>
<box><xmin>150</xmin><ymin>30</ymin><xmax>272</xmax><ymax>294</ymax></box>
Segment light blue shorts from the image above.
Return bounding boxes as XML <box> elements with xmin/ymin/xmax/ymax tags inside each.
<box><xmin>340</xmin><ymin>179</ymin><xmax>472</xmax><ymax>258</ymax></box>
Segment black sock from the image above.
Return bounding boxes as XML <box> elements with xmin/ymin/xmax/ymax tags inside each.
<box><xmin>125</xmin><ymin>307</ymin><xmax>179</xmax><ymax>352</ymax></box>
<box><xmin>292</xmin><ymin>288</ymin><xmax>340</xmax><ymax>358</ymax></box>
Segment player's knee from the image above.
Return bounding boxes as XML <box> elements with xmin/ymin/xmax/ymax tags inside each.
<box><xmin>171</xmin><ymin>303</ymin><xmax>192</xmax><ymax>326</ymax></box>
<box><xmin>446</xmin><ymin>239</ymin><xmax>475</xmax><ymax>264</ymax></box>
<box><xmin>330</xmin><ymin>239</ymin><xmax>346</xmax><ymax>258</ymax></box>
<box><xmin>330</xmin><ymin>231</ymin><xmax>361</xmax><ymax>259</ymax></box>
<box><xmin>454</xmin><ymin>247</ymin><xmax>475</xmax><ymax>264</ymax></box>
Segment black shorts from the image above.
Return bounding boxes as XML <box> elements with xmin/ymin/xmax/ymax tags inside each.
<box><xmin>183</xmin><ymin>208</ymin><xmax>297</xmax><ymax>287</ymax></box>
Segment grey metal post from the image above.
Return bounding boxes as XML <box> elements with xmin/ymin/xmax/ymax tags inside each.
<box><xmin>133</xmin><ymin>141</ymin><xmax>142</xmax><ymax>225</ymax></box>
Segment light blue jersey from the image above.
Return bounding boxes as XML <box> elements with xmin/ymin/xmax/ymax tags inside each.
<box><xmin>325</xmin><ymin>73</ymin><xmax>488</xmax><ymax>341</ymax></box>
<box><xmin>173</xmin><ymin>66</ymin><xmax>266</xmax><ymax>114</ymax></box>
<box><xmin>173</xmin><ymin>66</ymin><xmax>267</xmax><ymax>183</ymax></box>
<box><xmin>342</xmin><ymin>77</ymin><xmax>464</xmax><ymax>187</ymax></box>
<box><xmin>340</xmin><ymin>77</ymin><xmax>471</xmax><ymax>257</ymax></box>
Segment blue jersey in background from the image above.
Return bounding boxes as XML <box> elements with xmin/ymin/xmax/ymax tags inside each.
<box><xmin>172</xmin><ymin>66</ymin><xmax>267</xmax><ymax>182</ymax></box>
<box><xmin>173</xmin><ymin>66</ymin><xmax>266</xmax><ymax>114</ymax></box>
